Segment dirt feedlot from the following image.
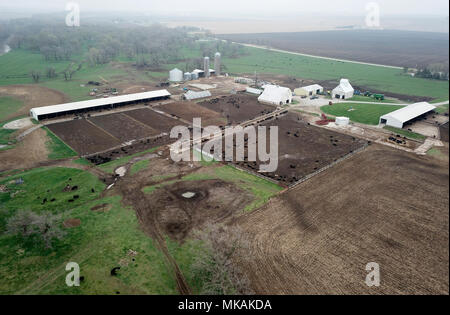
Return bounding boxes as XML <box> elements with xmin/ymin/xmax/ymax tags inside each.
<box><xmin>158</xmin><ymin>101</ymin><xmax>227</xmax><ymax>126</ymax></box>
<box><xmin>232</xmin><ymin>113</ymin><xmax>368</xmax><ymax>186</ymax></box>
<box><xmin>236</xmin><ymin>145</ymin><xmax>449</xmax><ymax>295</ymax></box>
<box><xmin>47</xmin><ymin>108</ymin><xmax>184</xmax><ymax>156</ymax></box>
<box><xmin>198</xmin><ymin>94</ymin><xmax>275</xmax><ymax>125</ymax></box>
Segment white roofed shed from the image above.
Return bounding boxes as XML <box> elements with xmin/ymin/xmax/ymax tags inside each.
<box><xmin>258</xmin><ymin>85</ymin><xmax>293</xmax><ymax>106</ymax></box>
<box><xmin>379</xmin><ymin>102</ymin><xmax>436</xmax><ymax>129</ymax></box>
<box><xmin>30</xmin><ymin>90</ymin><xmax>171</xmax><ymax>121</ymax></box>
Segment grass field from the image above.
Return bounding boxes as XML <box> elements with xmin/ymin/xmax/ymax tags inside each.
<box><xmin>348</xmin><ymin>95</ymin><xmax>404</xmax><ymax>104</ymax></box>
<box><xmin>223</xmin><ymin>46</ymin><xmax>449</xmax><ymax>101</ymax></box>
<box><xmin>384</xmin><ymin>126</ymin><xmax>427</xmax><ymax>141</ymax></box>
<box><xmin>0</xmin><ymin>167</ymin><xmax>205</xmax><ymax>294</ymax></box>
<box><xmin>0</xmin><ymin>96</ymin><xmax>24</xmax><ymax>123</ymax></box>
<box><xmin>321</xmin><ymin>103</ymin><xmax>404</xmax><ymax>125</ymax></box>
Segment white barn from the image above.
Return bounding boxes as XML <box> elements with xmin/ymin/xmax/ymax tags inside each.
<box><xmin>258</xmin><ymin>85</ymin><xmax>292</xmax><ymax>106</ymax></box>
<box><xmin>379</xmin><ymin>102</ymin><xmax>436</xmax><ymax>129</ymax></box>
<box><xmin>30</xmin><ymin>90</ymin><xmax>171</xmax><ymax>121</ymax></box>
<box><xmin>294</xmin><ymin>84</ymin><xmax>323</xmax><ymax>97</ymax></box>
<box><xmin>332</xmin><ymin>79</ymin><xmax>354</xmax><ymax>100</ymax></box>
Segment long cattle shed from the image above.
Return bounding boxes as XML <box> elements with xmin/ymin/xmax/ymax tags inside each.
<box><xmin>379</xmin><ymin>102</ymin><xmax>436</xmax><ymax>129</ymax></box>
<box><xmin>30</xmin><ymin>90</ymin><xmax>171</xmax><ymax>121</ymax></box>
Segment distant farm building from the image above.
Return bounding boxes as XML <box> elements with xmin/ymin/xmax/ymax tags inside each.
<box><xmin>294</xmin><ymin>84</ymin><xmax>323</xmax><ymax>97</ymax></box>
<box><xmin>169</xmin><ymin>68</ymin><xmax>183</xmax><ymax>82</ymax></box>
<box><xmin>192</xmin><ymin>68</ymin><xmax>215</xmax><ymax>78</ymax></box>
<box><xmin>258</xmin><ymin>85</ymin><xmax>293</xmax><ymax>106</ymax></box>
<box><xmin>379</xmin><ymin>102</ymin><xmax>436</xmax><ymax>129</ymax></box>
<box><xmin>246</xmin><ymin>87</ymin><xmax>263</xmax><ymax>95</ymax></box>
<box><xmin>332</xmin><ymin>79</ymin><xmax>354</xmax><ymax>100</ymax></box>
<box><xmin>30</xmin><ymin>90</ymin><xmax>171</xmax><ymax>121</ymax></box>
<box><xmin>183</xmin><ymin>90</ymin><xmax>212</xmax><ymax>101</ymax></box>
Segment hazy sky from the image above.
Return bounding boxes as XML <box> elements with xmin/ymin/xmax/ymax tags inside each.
<box><xmin>0</xmin><ymin>0</ymin><xmax>449</xmax><ymax>17</ymax></box>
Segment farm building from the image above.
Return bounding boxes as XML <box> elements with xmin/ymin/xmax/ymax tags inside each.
<box><xmin>169</xmin><ymin>68</ymin><xmax>183</xmax><ymax>82</ymax></box>
<box><xmin>30</xmin><ymin>90</ymin><xmax>171</xmax><ymax>121</ymax></box>
<box><xmin>246</xmin><ymin>87</ymin><xmax>263</xmax><ymax>95</ymax></box>
<box><xmin>379</xmin><ymin>102</ymin><xmax>436</xmax><ymax>129</ymax></box>
<box><xmin>192</xmin><ymin>68</ymin><xmax>216</xmax><ymax>78</ymax></box>
<box><xmin>258</xmin><ymin>85</ymin><xmax>293</xmax><ymax>106</ymax></box>
<box><xmin>332</xmin><ymin>79</ymin><xmax>354</xmax><ymax>100</ymax></box>
<box><xmin>183</xmin><ymin>90</ymin><xmax>212</xmax><ymax>101</ymax></box>
<box><xmin>294</xmin><ymin>84</ymin><xmax>323</xmax><ymax>97</ymax></box>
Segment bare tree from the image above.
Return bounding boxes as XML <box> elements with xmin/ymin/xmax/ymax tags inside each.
<box><xmin>5</xmin><ymin>210</ymin><xmax>67</xmax><ymax>249</ymax></box>
<box><xmin>192</xmin><ymin>223</ymin><xmax>254</xmax><ymax>295</ymax></box>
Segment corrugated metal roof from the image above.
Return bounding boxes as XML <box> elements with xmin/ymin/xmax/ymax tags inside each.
<box><xmin>184</xmin><ymin>90</ymin><xmax>212</xmax><ymax>100</ymax></box>
<box><xmin>299</xmin><ymin>84</ymin><xmax>323</xmax><ymax>92</ymax></box>
<box><xmin>246</xmin><ymin>87</ymin><xmax>263</xmax><ymax>95</ymax></box>
<box><xmin>30</xmin><ymin>90</ymin><xmax>171</xmax><ymax>116</ymax></box>
<box><xmin>380</xmin><ymin>102</ymin><xmax>436</xmax><ymax>124</ymax></box>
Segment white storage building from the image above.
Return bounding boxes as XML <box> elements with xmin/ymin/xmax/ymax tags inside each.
<box><xmin>294</xmin><ymin>84</ymin><xmax>323</xmax><ymax>97</ymax></box>
<box><xmin>246</xmin><ymin>87</ymin><xmax>263</xmax><ymax>95</ymax></box>
<box><xmin>379</xmin><ymin>102</ymin><xmax>436</xmax><ymax>129</ymax></box>
<box><xmin>169</xmin><ymin>68</ymin><xmax>183</xmax><ymax>82</ymax></box>
<box><xmin>30</xmin><ymin>90</ymin><xmax>171</xmax><ymax>121</ymax></box>
<box><xmin>258</xmin><ymin>85</ymin><xmax>293</xmax><ymax>106</ymax></box>
<box><xmin>184</xmin><ymin>90</ymin><xmax>212</xmax><ymax>101</ymax></box>
<box><xmin>332</xmin><ymin>79</ymin><xmax>354</xmax><ymax>100</ymax></box>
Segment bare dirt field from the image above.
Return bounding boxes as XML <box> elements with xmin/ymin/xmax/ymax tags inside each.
<box><xmin>440</xmin><ymin>123</ymin><xmax>449</xmax><ymax>142</ymax></box>
<box><xmin>232</xmin><ymin>113</ymin><xmax>368</xmax><ymax>186</ymax></box>
<box><xmin>124</xmin><ymin>108</ymin><xmax>185</xmax><ymax>132</ymax></box>
<box><xmin>198</xmin><ymin>94</ymin><xmax>275</xmax><ymax>125</ymax></box>
<box><xmin>0</xmin><ymin>127</ymin><xmax>49</xmax><ymax>171</ymax></box>
<box><xmin>47</xmin><ymin>120</ymin><xmax>121</xmax><ymax>156</ymax></box>
<box><xmin>236</xmin><ymin>145</ymin><xmax>449</xmax><ymax>294</ymax></box>
<box><xmin>221</xmin><ymin>30</ymin><xmax>449</xmax><ymax>68</ymax></box>
<box><xmin>158</xmin><ymin>101</ymin><xmax>227</xmax><ymax>126</ymax></box>
<box><xmin>88</xmin><ymin>113</ymin><xmax>159</xmax><ymax>142</ymax></box>
<box><xmin>0</xmin><ymin>85</ymin><xmax>68</xmax><ymax>120</ymax></box>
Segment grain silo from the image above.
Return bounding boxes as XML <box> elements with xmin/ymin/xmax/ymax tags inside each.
<box><xmin>214</xmin><ymin>52</ymin><xmax>221</xmax><ymax>75</ymax></box>
<box><xmin>184</xmin><ymin>72</ymin><xmax>192</xmax><ymax>81</ymax></box>
<box><xmin>169</xmin><ymin>68</ymin><xmax>183</xmax><ymax>82</ymax></box>
<box><xmin>204</xmin><ymin>57</ymin><xmax>210</xmax><ymax>78</ymax></box>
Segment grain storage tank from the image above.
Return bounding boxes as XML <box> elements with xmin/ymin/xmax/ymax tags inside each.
<box><xmin>184</xmin><ymin>72</ymin><xmax>192</xmax><ymax>81</ymax></box>
<box><xmin>214</xmin><ymin>52</ymin><xmax>221</xmax><ymax>75</ymax></box>
<box><xmin>204</xmin><ymin>57</ymin><xmax>210</xmax><ymax>78</ymax></box>
<box><xmin>169</xmin><ymin>68</ymin><xmax>183</xmax><ymax>82</ymax></box>
<box><xmin>336</xmin><ymin>117</ymin><xmax>350</xmax><ymax>126</ymax></box>
<box><xmin>191</xmin><ymin>72</ymin><xmax>199</xmax><ymax>80</ymax></box>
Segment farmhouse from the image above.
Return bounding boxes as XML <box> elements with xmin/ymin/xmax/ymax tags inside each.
<box><xmin>258</xmin><ymin>85</ymin><xmax>292</xmax><ymax>106</ymax></box>
<box><xmin>332</xmin><ymin>79</ymin><xmax>354</xmax><ymax>100</ymax></box>
<box><xmin>30</xmin><ymin>90</ymin><xmax>171</xmax><ymax>121</ymax></box>
<box><xmin>294</xmin><ymin>84</ymin><xmax>323</xmax><ymax>97</ymax></box>
<box><xmin>379</xmin><ymin>102</ymin><xmax>436</xmax><ymax>129</ymax></box>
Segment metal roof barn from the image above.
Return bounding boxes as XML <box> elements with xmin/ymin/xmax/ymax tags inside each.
<box><xmin>258</xmin><ymin>85</ymin><xmax>293</xmax><ymax>106</ymax></box>
<box><xmin>379</xmin><ymin>102</ymin><xmax>436</xmax><ymax>129</ymax></box>
<box><xmin>332</xmin><ymin>79</ymin><xmax>354</xmax><ymax>100</ymax></box>
<box><xmin>294</xmin><ymin>84</ymin><xmax>324</xmax><ymax>96</ymax></box>
<box><xmin>30</xmin><ymin>90</ymin><xmax>171</xmax><ymax>121</ymax></box>
<box><xmin>184</xmin><ymin>90</ymin><xmax>212</xmax><ymax>100</ymax></box>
